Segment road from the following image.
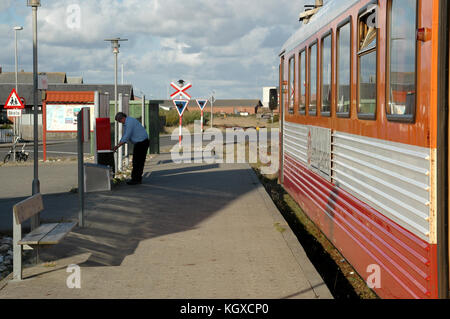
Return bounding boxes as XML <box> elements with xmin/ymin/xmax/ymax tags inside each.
<box><xmin>0</xmin><ymin>130</ymin><xmax>277</xmax><ymax>161</ymax></box>
<box><xmin>0</xmin><ymin>140</ymin><xmax>91</xmax><ymax>161</ymax></box>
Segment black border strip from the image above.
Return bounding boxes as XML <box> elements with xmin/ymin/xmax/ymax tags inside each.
<box><xmin>437</xmin><ymin>0</ymin><xmax>450</xmax><ymax>300</ymax></box>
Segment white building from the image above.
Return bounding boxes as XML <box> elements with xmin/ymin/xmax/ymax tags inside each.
<box><xmin>262</xmin><ymin>87</ymin><xmax>277</xmax><ymax>108</ymax></box>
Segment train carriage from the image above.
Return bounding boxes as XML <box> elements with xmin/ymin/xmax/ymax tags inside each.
<box><xmin>278</xmin><ymin>0</ymin><xmax>449</xmax><ymax>299</ymax></box>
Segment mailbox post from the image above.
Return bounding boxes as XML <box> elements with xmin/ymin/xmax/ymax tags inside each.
<box><xmin>77</xmin><ymin>108</ymin><xmax>90</xmax><ymax>228</ymax></box>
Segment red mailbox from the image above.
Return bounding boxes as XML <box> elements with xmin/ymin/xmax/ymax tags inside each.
<box><xmin>96</xmin><ymin>118</ymin><xmax>111</xmax><ymax>151</ymax></box>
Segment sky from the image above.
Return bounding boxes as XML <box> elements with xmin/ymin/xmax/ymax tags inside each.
<box><xmin>0</xmin><ymin>0</ymin><xmax>312</xmax><ymax>100</ymax></box>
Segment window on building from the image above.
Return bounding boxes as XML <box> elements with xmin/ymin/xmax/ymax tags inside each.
<box><xmin>309</xmin><ymin>43</ymin><xmax>318</xmax><ymax>116</ymax></box>
<box><xmin>299</xmin><ymin>50</ymin><xmax>306</xmax><ymax>114</ymax></box>
<box><xmin>387</xmin><ymin>0</ymin><xmax>417</xmax><ymax>121</ymax></box>
<box><xmin>358</xmin><ymin>5</ymin><xmax>377</xmax><ymax>119</ymax></box>
<box><xmin>337</xmin><ymin>20</ymin><xmax>351</xmax><ymax>116</ymax></box>
<box><xmin>321</xmin><ymin>33</ymin><xmax>332</xmax><ymax>117</ymax></box>
<box><xmin>288</xmin><ymin>56</ymin><xmax>295</xmax><ymax>114</ymax></box>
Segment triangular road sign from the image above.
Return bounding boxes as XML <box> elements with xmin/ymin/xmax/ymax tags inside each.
<box><xmin>196</xmin><ymin>99</ymin><xmax>208</xmax><ymax>111</ymax></box>
<box><xmin>4</xmin><ymin>88</ymin><xmax>25</xmax><ymax>109</ymax></box>
<box><xmin>173</xmin><ymin>100</ymin><xmax>189</xmax><ymax>117</ymax></box>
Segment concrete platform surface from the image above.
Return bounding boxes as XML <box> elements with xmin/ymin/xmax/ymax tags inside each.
<box><xmin>0</xmin><ymin>153</ymin><xmax>332</xmax><ymax>299</ymax></box>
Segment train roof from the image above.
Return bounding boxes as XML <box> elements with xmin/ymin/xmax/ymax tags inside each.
<box><xmin>280</xmin><ymin>0</ymin><xmax>360</xmax><ymax>56</ymax></box>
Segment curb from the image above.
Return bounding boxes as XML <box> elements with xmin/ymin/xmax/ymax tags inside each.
<box><xmin>0</xmin><ymin>141</ymin><xmax>69</xmax><ymax>149</ymax></box>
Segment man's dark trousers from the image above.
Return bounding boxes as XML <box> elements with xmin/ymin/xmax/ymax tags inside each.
<box><xmin>132</xmin><ymin>139</ymin><xmax>150</xmax><ymax>183</ymax></box>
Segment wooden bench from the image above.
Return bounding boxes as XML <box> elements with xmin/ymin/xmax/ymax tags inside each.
<box><xmin>13</xmin><ymin>194</ymin><xmax>77</xmax><ymax>281</ymax></box>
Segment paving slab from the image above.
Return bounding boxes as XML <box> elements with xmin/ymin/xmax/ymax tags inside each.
<box><xmin>0</xmin><ymin>153</ymin><xmax>332</xmax><ymax>299</ymax></box>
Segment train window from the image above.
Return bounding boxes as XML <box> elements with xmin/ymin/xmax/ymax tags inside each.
<box><xmin>299</xmin><ymin>50</ymin><xmax>306</xmax><ymax>115</ymax></box>
<box><xmin>321</xmin><ymin>32</ymin><xmax>332</xmax><ymax>117</ymax></box>
<box><xmin>357</xmin><ymin>5</ymin><xmax>377</xmax><ymax>120</ymax></box>
<box><xmin>337</xmin><ymin>20</ymin><xmax>351</xmax><ymax>117</ymax></box>
<box><xmin>309</xmin><ymin>42</ymin><xmax>318</xmax><ymax>116</ymax></box>
<box><xmin>387</xmin><ymin>0</ymin><xmax>417</xmax><ymax>122</ymax></box>
<box><xmin>288</xmin><ymin>56</ymin><xmax>295</xmax><ymax>114</ymax></box>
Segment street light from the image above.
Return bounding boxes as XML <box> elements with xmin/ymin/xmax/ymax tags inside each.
<box><xmin>104</xmin><ymin>38</ymin><xmax>128</xmax><ymax>175</ymax></box>
<box><xmin>14</xmin><ymin>26</ymin><xmax>23</xmax><ymax>94</ymax></box>
<box><xmin>27</xmin><ymin>0</ymin><xmax>40</xmax><ymax>230</ymax></box>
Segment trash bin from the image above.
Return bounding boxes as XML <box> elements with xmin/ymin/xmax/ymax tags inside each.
<box><xmin>97</xmin><ymin>151</ymin><xmax>115</xmax><ymax>175</ymax></box>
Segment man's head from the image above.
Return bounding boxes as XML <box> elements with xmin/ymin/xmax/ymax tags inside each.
<box><xmin>115</xmin><ymin>112</ymin><xmax>127</xmax><ymax>124</ymax></box>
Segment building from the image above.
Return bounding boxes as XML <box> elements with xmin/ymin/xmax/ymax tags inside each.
<box><xmin>262</xmin><ymin>87</ymin><xmax>277</xmax><ymax>108</ymax></box>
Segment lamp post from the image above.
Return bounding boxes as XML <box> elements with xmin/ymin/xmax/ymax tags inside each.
<box><xmin>27</xmin><ymin>0</ymin><xmax>40</xmax><ymax>230</ymax></box>
<box><xmin>210</xmin><ymin>90</ymin><xmax>215</xmax><ymax>129</ymax></box>
<box><xmin>14</xmin><ymin>26</ymin><xmax>23</xmax><ymax>145</ymax></box>
<box><xmin>104</xmin><ymin>38</ymin><xmax>127</xmax><ymax>175</ymax></box>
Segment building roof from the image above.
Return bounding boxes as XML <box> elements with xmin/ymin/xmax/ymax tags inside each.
<box><xmin>45</xmin><ymin>91</ymin><xmax>95</xmax><ymax>103</ymax></box>
<box><xmin>67</xmin><ymin>77</ymin><xmax>84</xmax><ymax>84</ymax></box>
<box><xmin>0</xmin><ymin>84</ymin><xmax>134</xmax><ymax>108</ymax></box>
<box><xmin>0</xmin><ymin>72</ymin><xmax>68</xmax><ymax>84</ymax></box>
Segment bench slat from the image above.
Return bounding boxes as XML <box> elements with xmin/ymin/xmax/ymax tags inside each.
<box><xmin>18</xmin><ymin>223</ymin><xmax>59</xmax><ymax>245</ymax></box>
<box><xmin>38</xmin><ymin>222</ymin><xmax>78</xmax><ymax>245</ymax></box>
<box><xmin>13</xmin><ymin>194</ymin><xmax>44</xmax><ymax>225</ymax></box>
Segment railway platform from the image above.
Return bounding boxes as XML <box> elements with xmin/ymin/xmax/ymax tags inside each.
<box><xmin>0</xmin><ymin>152</ymin><xmax>332</xmax><ymax>299</ymax></box>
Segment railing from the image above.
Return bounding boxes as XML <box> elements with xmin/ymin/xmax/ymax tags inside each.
<box><xmin>0</xmin><ymin>129</ymin><xmax>14</xmax><ymax>143</ymax></box>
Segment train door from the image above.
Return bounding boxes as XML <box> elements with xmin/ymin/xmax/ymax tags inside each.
<box><xmin>279</xmin><ymin>56</ymin><xmax>285</xmax><ymax>185</ymax></box>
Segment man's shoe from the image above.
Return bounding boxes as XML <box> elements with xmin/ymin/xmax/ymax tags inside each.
<box><xmin>127</xmin><ymin>180</ymin><xmax>142</xmax><ymax>185</ymax></box>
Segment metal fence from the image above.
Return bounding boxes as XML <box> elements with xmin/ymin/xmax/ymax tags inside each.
<box><xmin>0</xmin><ymin>129</ymin><xmax>14</xmax><ymax>143</ymax></box>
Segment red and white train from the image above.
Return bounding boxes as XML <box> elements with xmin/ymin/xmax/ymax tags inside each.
<box><xmin>278</xmin><ymin>0</ymin><xmax>449</xmax><ymax>299</ymax></box>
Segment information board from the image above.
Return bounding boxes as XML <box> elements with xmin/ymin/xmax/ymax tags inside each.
<box><xmin>46</xmin><ymin>104</ymin><xmax>94</xmax><ymax>132</ymax></box>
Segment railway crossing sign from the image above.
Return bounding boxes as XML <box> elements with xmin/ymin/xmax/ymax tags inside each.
<box><xmin>173</xmin><ymin>100</ymin><xmax>189</xmax><ymax>117</ymax></box>
<box><xmin>4</xmin><ymin>89</ymin><xmax>25</xmax><ymax>109</ymax></box>
<box><xmin>170</xmin><ymin>82</ymin><xmax>192</xmax><ymax>100</ymax></box>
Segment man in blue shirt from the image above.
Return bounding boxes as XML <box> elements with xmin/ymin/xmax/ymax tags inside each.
<box><xmin>113</xmin><ymin>112</ymin><xmax>149</xmax><ymax>185</ymax></box>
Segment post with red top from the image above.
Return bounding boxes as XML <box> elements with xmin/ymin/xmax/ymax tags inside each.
<box><xmin>173</xmin><ymin>100</ymin><xmax>189</xmax><ymax>147</ymax></box>
<box><xmin>77</xmin><ymin>108</ymin><xmax>90</xmax><ymax>228</ymax></box>
<box><xmin>196</xmin><ymin>99</ymin><xmax>208</xmax><ymax>132</ymax></box>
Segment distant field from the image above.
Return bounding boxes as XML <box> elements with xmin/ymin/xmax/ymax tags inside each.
<box><xmin>161</xmin><ymin>111</ymin><xmax>279</xmax><ymax>134</ymax></box>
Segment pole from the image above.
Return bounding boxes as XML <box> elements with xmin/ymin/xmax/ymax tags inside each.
<box><xmin>201</xmin><ymin>110</ymin><xmax>204</xmax><ymax>132</ymax></box>
<box><xmin>118</xmin><ymin>93</ymin><xmax>123</xmax><ymax>172</ymax></box>
<box><xmin>31</xmin><ymin>5</ymin><xmax>40</xmax><ymax>230</ymax></box>
<box><xmin>13</xmin><ymin>30</ymin><xmax>18</xmax><ymax>162</ymax></box>
<box><xmin>142</xmin><ymin>94</ymin><xmax>146</xmax><ymax>129</ymax></box>
<box><xmin>141</xmin><ymin>94</ymin><xmax>145</xmax><ymax>157</ymax></box>
<box><xmin>77</xmin><ymin>112</ymin><xmax>85</xmax><ymax>228</ymax></box>
<box><xmin>210</xmin><ymin>95</ymin><xmax>214</xmax><ymax>129</ymax></box>
<box><xmin>179</xmin><ymin>116</ymin><xmax>182</xmax><ymax>147</ymax></box>
<box><xmin>114</xmin><ymin>51</ymin><xmax>118</xmax><ymax>176</ymax></box>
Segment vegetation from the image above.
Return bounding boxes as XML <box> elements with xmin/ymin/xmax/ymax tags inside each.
<box><xmin>159</xmin><ymin>109</ymin><xmax>206</xmax><ymax>127</ymax></box>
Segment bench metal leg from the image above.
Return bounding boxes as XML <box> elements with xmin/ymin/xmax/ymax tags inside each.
<box><xmin>13</xmin><ymin>217</ymin><xmax>22</xmax><ymax>281</ymax></box>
